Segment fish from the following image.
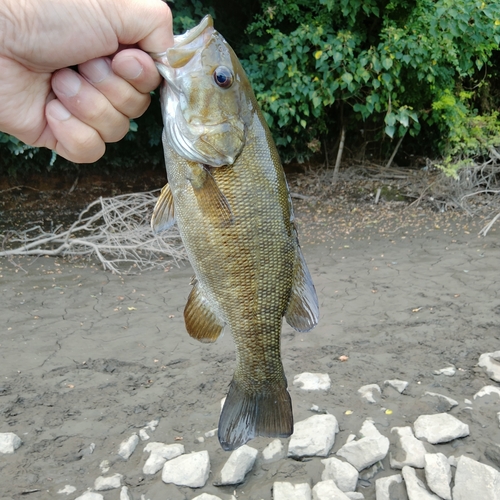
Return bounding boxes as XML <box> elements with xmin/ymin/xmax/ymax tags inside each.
<box><xmin>151</xmin><ymin>15</ymin><xmax>319</xmax><ymax>451</ymax></box>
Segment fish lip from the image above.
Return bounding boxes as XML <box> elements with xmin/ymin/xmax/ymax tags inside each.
<box><xmin>173</xmin><ymin>15</ymin><xmax>214</xmax><ymax>47</ymax></box>
<box><xmin>149</xmin><ymin>15</ymin><xmax>214</xmax><ymax>62</ymax></box>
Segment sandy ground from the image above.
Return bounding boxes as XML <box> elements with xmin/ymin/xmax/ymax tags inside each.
<box><xmin>1</xmin><ymin>200</ymin><xmax>500</xmax><ymax>500</ymax></box>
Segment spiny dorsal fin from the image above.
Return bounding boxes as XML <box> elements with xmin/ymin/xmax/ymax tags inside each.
<box><xmin>191</xmin><ymin>166</ymin><xmax>234</xmax><ymax>227</ymax></box>
<box><xmin>184</xmin><ymin>282</ymin><xmax>224</xmax><ymax>343</ymax></box>
<box><xmin>285</xmin><ymin>244</ymin><xmax>319</xmax><ymax>333</ymax></box>
<box><xmin>151</xmin><ymin>183</ymin><xmax>175</xmax><ymax>233</ymax></box>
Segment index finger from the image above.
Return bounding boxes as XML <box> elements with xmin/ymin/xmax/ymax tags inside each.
<box><xmin>104</xmin><ymin>0</ymin><xmax>174</xmax><ymax>54</ymax></box>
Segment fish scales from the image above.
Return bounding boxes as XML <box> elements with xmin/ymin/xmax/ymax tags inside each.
<box><xmin>152</xmin><ymin>15</ymin><xmax>319</xmax><ymax>450</ymax></box>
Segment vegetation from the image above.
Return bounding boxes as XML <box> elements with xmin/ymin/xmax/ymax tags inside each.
<box><xmin>1</xmin><ymin>0</ymin><xmax>499</xmax><ymax>176</ymax></box>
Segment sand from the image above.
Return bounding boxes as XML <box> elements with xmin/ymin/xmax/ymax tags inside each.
<box><xmin>1</xmin><ymin>202</ymin><xmax>499</xmax><ymax>499</ymax></box>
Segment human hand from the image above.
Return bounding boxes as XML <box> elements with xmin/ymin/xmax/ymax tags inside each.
<box><xmin>0</xmin><ymin>0</ymin><xmax>173</xmax><ymax>163</ymax></box>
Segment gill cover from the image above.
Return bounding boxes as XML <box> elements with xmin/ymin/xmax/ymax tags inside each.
<box><xmin>154</xmin><ymin>15</ymin><xmax>252</xmax><ymax>167</ymax></box>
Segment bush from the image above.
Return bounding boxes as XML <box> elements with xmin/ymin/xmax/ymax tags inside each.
<box><xmin>1</xmin><ymin>0</ymin><xmax>499</xmax><ymax>175</ymax></box>
<box><xmin>242</xmin><ymin>0</ymin><xmax>500</xmax><ymax>161</ymax></box>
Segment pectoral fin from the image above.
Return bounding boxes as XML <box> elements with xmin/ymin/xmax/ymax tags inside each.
<box><xmin>190</xmin><ymin>166</ymin><xmax>234</xmax><ymax>227</ymax></box>
<box><xmin>151</xmin><ymin>183</ymin><xmax>176</xmax><ymax>233</ymax></box>
<box><xmin>184</xmin><ymin>282</ymin><xmax>225</xmax><ymax>343</ymax></box>
<box><xmin>285</xmin><ymin>245</ymin><xmax>319</xmax><ymax>332</ymax></box>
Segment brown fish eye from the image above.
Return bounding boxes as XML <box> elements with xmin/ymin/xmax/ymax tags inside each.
<box><xmin>213</xmin><ymin>66</ymin><xmax>233</xmax><ymax>88</ymax></box>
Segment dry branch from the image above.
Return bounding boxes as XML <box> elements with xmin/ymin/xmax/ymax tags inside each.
<box><xmin>332</xmin><ymin>125</ymin><xmax>346</xmax><ymax>186</ymax></box>
<box><xmin>0</xmin><ymin>191</ymin><xmax>186</xmax><ymax>274</ymax></box>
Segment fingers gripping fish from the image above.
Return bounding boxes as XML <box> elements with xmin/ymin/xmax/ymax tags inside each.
<box><xmin>151</xmin><ymin>15</ymin><xmax>319</xmax><ymax>451</ymax></box>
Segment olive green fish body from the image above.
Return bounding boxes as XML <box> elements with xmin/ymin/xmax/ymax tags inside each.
<box><xmin>152</xmin><ymin>15</ymin><xmax>319</xmax><ymax>450</ymax></box>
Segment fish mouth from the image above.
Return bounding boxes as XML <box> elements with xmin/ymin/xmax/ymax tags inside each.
<box><xmin>173</xmin><ymin>15</ymin><xmax>214</xmax><ymax>48</ymax></box>
<box><xmin>151</xmin><ymin>15</ymin><xmax>214</xmax><ymax>74</ymax></box>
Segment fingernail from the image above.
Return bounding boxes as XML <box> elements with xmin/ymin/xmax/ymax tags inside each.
<box><xmin>81</xmin><ymin>57</ymin><xmax>112</xmax><ymax>84</ymax></box>
<box><xmin>118</xmin><ymin>57</ymin><xmax>143</xmax><ymax>80</ymax></box>
<box><xmin>53</xmin><ymin>70</ymin><xmax>81</xmax><ymax>97</ymax></box>
<box><xmin>47</xmin><ymin>100</ymin><xmax>71</xmax><ymax>121</ymax></box>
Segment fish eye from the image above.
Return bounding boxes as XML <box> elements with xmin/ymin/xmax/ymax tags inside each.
<box><xmin>213</xmin><ymin>66</ymin><xmax>233</xmax><ymax>88</ymax></box>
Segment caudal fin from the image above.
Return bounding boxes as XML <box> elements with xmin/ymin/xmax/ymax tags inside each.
<box><xmin>217</xmin><ymin>377</ymin><xmax>293</xmax><ymax>451</ymax></box>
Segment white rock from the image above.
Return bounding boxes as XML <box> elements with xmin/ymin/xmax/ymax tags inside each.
<box><xmin>94</xmin><ymin>473</ymin><xmax>123</xmax><ymax>491</ymax></box>
<box><xmin>120</xmin><ymin>486</ymin><xmax>131</xmax><ymax>500</ymax></box>
<box><xmin>345</xmin><ymin>434</ymin><xmax>357</xmax><ymax>444</ymax></box>
<box><xmin>424</xmin><ymin>453</ymin><xmax>452</xmax><ymax>500</ymax></box>
<box><xmin>402</xmin><ymin>466</ymin><xmax>440</xmax><ymax>499</ymax></box>
<box><xmin>143</xmin><ymin>453</ymin><xmax>169</xmax><ymax>475</ymax></box>
<box><xmin>273</xmin><ymin>482</ymin><xmax>312</xmax><ymax>500</ymax></box>
<box><xmin>215</xmin><ymin>444</ymin><xmax>258</xmax><ymax>485</ymax></box>
<box><xmin>192</xmin><ymin>494</ymin><xmax>223</xmax><ymax>500</ymax></box>
<box><xmin>389</xmin><ymin>426</ymin><xmax>427</xmax><ymax>469</ymax></box>
<box><xmin>413</xmin><ymin>413</ymin><xmax>469</xmax><ymax>444</ymax></box>
<box><xmin>58</xmin><ymin>485</ymin><xmax>77</xmax><ymax>495</ymax></box>
<box><xmin>375</xmin><ymin>474</ymin><xmax>403</xmax><ymax>500</ymax></box>
<box><xmin>433</xmin><ymin>366</ymin><xmax>456</xmax><ymax>376</ymax></box>
<box><xmin>336</xmin><ymin>420</ymin><xmax>390</xmax><ymax>471</ymax></box>
<box><xmin>80</xmin><ymin>443</ymin><xmax>95</xmax><ymax>456</ymax></box>
<box><xmin>144</xmin><ymin>441</ymin><xmax>184</xmax><ymax>458</ymax></box>
<box><xmin>288</xmin><ymin>414</ymin><xmax>339</xmax><ymax>458</ymax></box>
<box><xmin>452</xmin><ymin>455</ymin><xmax>500</xmax><ymax>500</ymax></box>
<box><xmin>0</xmin><ymin>432</ymin><xmax>22</xmax><ymax>454</ymax></box>
<box><xmin>321</xmin><ymin>457</ymin><xmax>358</xmax><ymax>492</ymax></box>
<box><xmin>118</xmin><ymin>433</ymin><xmax>139</xmax><ymax>459</ymax></box>
<box><xmin>473</xmin><ymin>385</ymin><xmax>500</xmax><ymax>400</ymax></box>
<box><xmin>205</xmin><ymin>428</ymin><xmax>218</xmax><ymax>438</ymax></box>
<box><xmin>384</xmin><ymin>379</ymin><xmax>408</xmax><ymax>393</ymax></box>
<box><xmin>139</xmin><ymin>429</ymin><xmax>150</xmax><ymax>441</ymax></box>
<box><xmin>143</xmin><ymin>442</ymin><xmax>185</xmax><ymax>475</ymax></box>
<box><xmin>74</xmin><ymin>494</ymin><xmax>104</xmax><ymax>500</ymax></box>
<box><xmin>162</xmin><ymin>450</ymin><xmax>210</xmax><ymax>488</ymax></box>
<box><xmin>357</xmin><ymin>384</ymin><xmax>381</xmax><ymax>403</ymax></box>
<box><xmin>464</xmin><ymin>398</ymin><xmax>472</xmax><ymax>404</ymax></box>
<box><xmin>312</xmin><ymin>480</ymin><xmax>351</xmax><ymax>499</ymax></box>
<box><xmin>497</xmin><ymin>412</ymin><xmax>500</xmax><ymax>428</ymax></box>
<box><xmin>293</xmin><ymin>372</ymin><xmax>331</xmax><ymax>391</ymax></box>
<box><xmin>345</xmin><ymin>494</ymin><xmax>364</xmax><ymax>500</ymax></box>
<box><xmin>478</xmin><ymin>351</ymin><xmax>500</xmax><ymax>382</ymax></box>
<box><xmin>423</xmin><ymin>391</ymin><xmax>459</xmax><ymax>410</ymax></box>
<box><xmin>262</xmin><ymin>439</ymin><xmax>285</xmax><ymax>461</ymax></box>
<box><xmin>144</xmin><ymin>419</ymin><xmax>159</xmax><ymax>431</ymax></box>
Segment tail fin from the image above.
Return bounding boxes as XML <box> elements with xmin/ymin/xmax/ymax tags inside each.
<box><xmin>218</xmin><ymin>377</ymin><xmax>293</xmax><ymax>451</ymax></box>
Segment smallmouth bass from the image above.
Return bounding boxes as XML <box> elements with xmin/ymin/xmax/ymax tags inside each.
<box><xmin>151</xmin><ymin>15</ymin><xmax>319</xmax><ymax>451</ymax></box>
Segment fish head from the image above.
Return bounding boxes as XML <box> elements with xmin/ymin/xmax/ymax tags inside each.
<box><xmin>154</xmin><ymin>15</ymin><xmax>253</xmax><ymax>167</ymax></box>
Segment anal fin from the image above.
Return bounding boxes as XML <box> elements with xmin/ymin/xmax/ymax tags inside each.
<box><xmin>218</xmin><ymin>377</ymin><xmax>293</xmax><ymax>451</ymax></box>
<box><xmin>151</xmin><ymin>183</ymin><xmax>175</xmax><ymax>233</ymax></box>
<box><xmin>184</xmin><ymin>282</ymin><xmax>224</xmax><ymax>343</ymax></box>
<box><xmin>285</xmin><ymin>245</ymin><xmax>319</xmax><ymax>332</ymax></box>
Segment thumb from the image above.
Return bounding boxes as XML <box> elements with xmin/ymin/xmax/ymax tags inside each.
<box><xmin>105</xmin><ymin>0</ymin><xmax>174</xmax><ymax>53</ymax></box>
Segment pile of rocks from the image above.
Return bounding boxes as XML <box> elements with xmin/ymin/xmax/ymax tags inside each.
<box><xmin>1</xmin><ymin>352</ymin><xmax>499</xmax><ymax>499</ymax></box>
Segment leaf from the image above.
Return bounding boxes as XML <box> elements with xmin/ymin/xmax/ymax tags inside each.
<box><xmin>341</xmin><ymin>72</ymin><xmax>353</xmax><ymax>84</ymax></box>
<box><xmin>129</xmin><ymin>120</ymin><xmax>138</xmax><ymax>133</ymax></box>
<box><xmin>382</xmin><ymin>57</ymin><xmax>393</xmax><ymax>70</ymax></box>
<box><xmin>385</xmin><ymin>112</ymin><xmax>396</xmax><ymax>127</ymax></box>
<box><xmin>385</xmin><ymin>125</ymin><xmax>396</xmax><ymax>138</ymax></box>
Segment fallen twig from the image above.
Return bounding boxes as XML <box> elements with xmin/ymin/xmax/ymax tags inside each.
<box><xmin>0</xmin><ymin>191</ymin><xmax>186</xmax><ymax>274</ymax></box>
